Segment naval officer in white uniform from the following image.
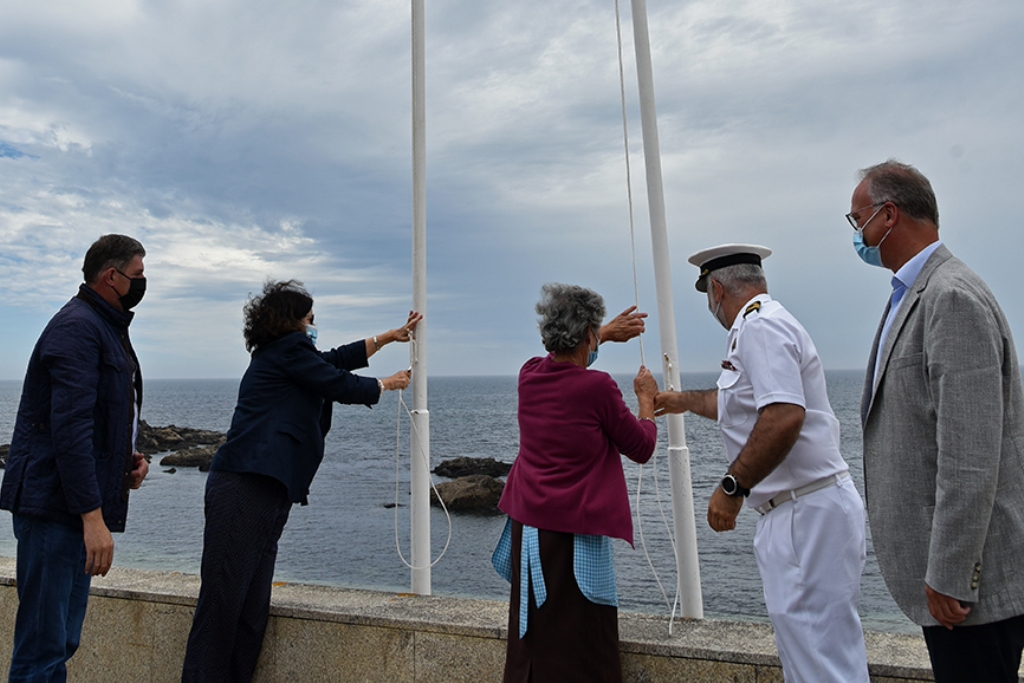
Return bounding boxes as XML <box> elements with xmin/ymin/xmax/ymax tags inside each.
<box><xmin>655</xmin><ymin>244</ymin><xmax>869</xmax><ymax>683</ymax></box>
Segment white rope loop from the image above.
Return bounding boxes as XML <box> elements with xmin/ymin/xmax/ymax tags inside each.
<box><xmin>391</xmin><ymin>376</ymin><xmax>453</xmax><ymax>572</ymax></box>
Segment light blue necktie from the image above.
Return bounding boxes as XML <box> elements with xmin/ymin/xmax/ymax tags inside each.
<box><xmin>874</xmin><ymin>278</ymin><xmax>907</xmax><ymax>382</ymax></box>
<box><xmin>891</xmin><ymin>278</ymin><xmax>907</xmax><ymax>309</ymax></box>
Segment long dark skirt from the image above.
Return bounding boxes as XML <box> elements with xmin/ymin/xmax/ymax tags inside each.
<box><xmin>502</xmin><ymin>520</ymin><xmax>622</xmax><ymax>683</ymax></box>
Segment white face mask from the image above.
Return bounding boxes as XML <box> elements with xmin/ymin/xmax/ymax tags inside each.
<box><xmin>707</xmin><ymin>282</ymin><xmax>729</xmax><ymax>329</ymax></box>
<box><xmin>305</xmin><ymin>324</ymin><xmax>318</xmax><ymax>346</ymax></box>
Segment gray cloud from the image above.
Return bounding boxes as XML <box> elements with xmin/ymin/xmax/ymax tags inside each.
<box><xmin>0</xmin><ymin>0</ymin><xmax>1022</xmax><ymax>380</ymax></box>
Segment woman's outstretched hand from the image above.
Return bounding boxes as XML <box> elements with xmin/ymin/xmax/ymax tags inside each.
<box><xmin>634</xmin><ymin>366</ymin><xmax>658</xmax><ymax>422</ymax></box>
<box><xmin>634</xmin><ymin>365</ymin><xmax>657</xmax><ymax>400</ymax></box>
<box><xmin>382</xmin><ymin>369</ymin><xmax>412</xmax><ymax>392</ymax></box>
<box><xmin>368</xmin><ymin>312</ymin><xmax>423</xmax><ymax>358</ymax></box>
<box><xmin>601</xmin><ymin>306</ymin><xmax>647</xmax><ymax>344</ymax></box>
<box><xmin>391</xmin><ymin>311</ymin><xmax>423</xmax><ymax>343</ymax></box>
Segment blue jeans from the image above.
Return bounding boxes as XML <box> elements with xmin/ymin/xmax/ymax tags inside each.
<box><xmin>9</xmin><ymin>514</ymin><xmax>92</xmax><ymax>683</ymax></box>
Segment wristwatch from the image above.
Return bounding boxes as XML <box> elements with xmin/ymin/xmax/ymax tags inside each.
<box><xmin>720</xmin><ymin>473</ymin><xmax>750</xmax><ymax>498</ymax></box>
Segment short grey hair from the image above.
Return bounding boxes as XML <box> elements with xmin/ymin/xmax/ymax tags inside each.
<box><xmin>536</xmin><ymin>283</ymin><xmax>605</xmax><ymax>353</ymax></box>
<box><xmin>859</xmin><ymin>159</ymin><xmax>939</xmax><ymax>228</ymax></box>
<box><xmin>709</xmin><ymin>263</ymin><xmax>766</xmax><ymax>295</ymax></box>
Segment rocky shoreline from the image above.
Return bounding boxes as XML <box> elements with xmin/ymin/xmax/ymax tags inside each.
<box><xmin>136</xmin><ymin>421</ymin><xmax>227</xmax><ymax>471</ymax></box>
<box><xmin>1</xmin><ymin>424</ymin><xmax>513</xmax><ymax>513</ymax></box>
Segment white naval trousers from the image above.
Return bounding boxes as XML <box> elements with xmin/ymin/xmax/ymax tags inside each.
<box><xmin>752</xmin><ymin>477</ymin><xmax>870</xmax><ymax>683</ymax></box>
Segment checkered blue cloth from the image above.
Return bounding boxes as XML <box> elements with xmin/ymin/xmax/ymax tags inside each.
<box><xmin>492</xmin><ymin>517</ymin><xmax>617</xmax><ymax>639</ymax></box>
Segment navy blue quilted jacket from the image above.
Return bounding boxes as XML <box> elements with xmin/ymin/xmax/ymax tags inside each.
<box><xmin>1</xmin><ymin>284</ymin><xmax>141</xmax><ymax>532</ymax></box>
<box><xmin>210</xmin><ymin>332</ymin><xmax>380</xmax><ymax>505</ymax></box>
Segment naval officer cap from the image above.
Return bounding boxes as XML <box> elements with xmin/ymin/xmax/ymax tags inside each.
<box><xmin>688</xmin><ymin>243</ymin><xmax>772</xmax><ymax>292</ymax></box>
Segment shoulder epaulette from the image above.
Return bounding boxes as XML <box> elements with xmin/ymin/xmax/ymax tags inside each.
<box><xmin>743</xmin><ymin>301</ymin><xmax>761</xmax><ymax>318</ymax></box>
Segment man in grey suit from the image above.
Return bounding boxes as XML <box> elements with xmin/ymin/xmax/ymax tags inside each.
<box><xmin>849</xmin><ymin>159</ymin><xmax>1024</xmax><ymax>682</ymax></box>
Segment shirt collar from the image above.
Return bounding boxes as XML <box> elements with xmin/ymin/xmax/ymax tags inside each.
<box><xmin>893</xmin><ymin>240</ymin><xmax>942</xmax><ymax>292</ymax></box>
<box><xmin>729</xmin><ymin>292</ymin><xmax>772</xmax><ymax>333</ymax></box>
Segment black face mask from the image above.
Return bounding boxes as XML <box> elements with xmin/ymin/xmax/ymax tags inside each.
<box><xmin>116</xmin><ymin>272</ymin><xmax>147</xmax><ymax>310</ymax></box>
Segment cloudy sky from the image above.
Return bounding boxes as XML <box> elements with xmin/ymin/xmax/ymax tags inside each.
<box><xmin>1</xmin><ymin>0</ymin><xmax>1022</xmax><ymax>381</ymax></box>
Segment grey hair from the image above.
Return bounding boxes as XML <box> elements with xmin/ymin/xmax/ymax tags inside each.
<box><xmin>859</xmin><ymin>159</ymin><xmax>939</xmax><ymax>228</ymax></box>
<box><xmin>709</xmin><ymin>263</ymin><xmax>766</xmax><ymax>295</ymax></box>
<box><xmin>536</xmin><ymin>283</ymin><xmax>606</xmax><ymax>353</ymax></box>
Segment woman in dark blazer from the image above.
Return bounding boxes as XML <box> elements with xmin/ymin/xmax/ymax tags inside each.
<box><xmin>181</xmin><ymin>280</ymin><xmax>420</xmax><ymax>683</ymax></box>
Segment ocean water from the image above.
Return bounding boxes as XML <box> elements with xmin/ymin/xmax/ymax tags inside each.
<box><xmin>0</xmin><ymin>371</ymin><xmax>916</xmax><ymax>634</ymax></box>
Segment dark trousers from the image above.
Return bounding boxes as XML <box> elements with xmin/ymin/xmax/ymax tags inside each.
<box><xmin>181</xmin><ymin>470</ymin><xmax>292</xmax><ymax>683</ymax></box>
<box><xmin>8</xmin><ymin>515</ymin><xmax>92</xmax><ymax>683</ymax></box>
<box><xmin>923</xmin><ymin>614</ymin><xmax>1024</xmax><ymax>683</ymax></box>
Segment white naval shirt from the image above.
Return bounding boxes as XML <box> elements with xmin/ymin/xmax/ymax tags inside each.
<box><xmin>716</xmin><ymin>294</ymin><xmax>849</xmax><ymax>509</ymax></box>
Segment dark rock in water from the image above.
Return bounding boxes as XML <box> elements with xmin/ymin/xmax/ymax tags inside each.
<box><xmin>430</xmin><ymin>474</ymin><xmax>504</xmax><ymax>514</ymax></box>
<box><xmin>433</xmin><ymin>456</ymin><xmax>512</xmax><ymax>479</ymax></box>
<box><xmin>1</xmin><ymin>422</ymin><xmax>225</xmax><ymax>471</ymax></box>
<box><xmin>138</xmin><ymin>420</ymin><xmax>226</xmax><ymax>471</ymax></box>
<box><xmin>136</xmin><ymin>420</ymin><xmax>225</xmax><ymax>456</ymax></box>
<box><xmin>164</xmin><ymin>467</ymin><xmax>177</xmax><ymax>474</ymax></box>
<box><xmin>159</xmin><ymin>440</ymin><xmax>224</xmax><ymax>471</ymax></box>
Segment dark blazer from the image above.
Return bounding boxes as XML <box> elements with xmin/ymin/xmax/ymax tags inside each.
<box><xmin>211</xmin><ymin>332</ymin><xmax>380</xmax><ymax>505</ymax></box>
<box><xmin>861</xmin><ymin>244</ymin><xmax>1024</xmax><ymax>626</ymax></box>
<box><xmin>1</xmin><ymin>285</ymin><xmax>141</xmax><ymax>532</ymax></box>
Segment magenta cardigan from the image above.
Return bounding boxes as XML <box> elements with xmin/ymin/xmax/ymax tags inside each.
<box><xmin>497</xmin><ymin>354</ymin><xmax>656</xmax><ymax>545</ymax></box>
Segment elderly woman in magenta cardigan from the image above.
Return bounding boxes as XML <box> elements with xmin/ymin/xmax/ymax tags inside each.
<box><xmin>494</xmin><ymin>283</ymin><xmax>658</xmax><ymax>683</ymax></box>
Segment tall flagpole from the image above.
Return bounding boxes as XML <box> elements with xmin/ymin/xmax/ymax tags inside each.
<box><xmin>630</xmin><ymin>0</ymin><xmax>703</xmax><ymax>618</ymax></box>
<box><xmin>410</xmin><ymin>0</ymin><xmax>431</xmax><ymax>595</ymax></box>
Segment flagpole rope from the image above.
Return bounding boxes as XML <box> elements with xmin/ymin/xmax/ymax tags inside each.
<box><xmin>614</xmin><ymin>0</ymin><xmax>682</xmax><ymax>633</ymax></box>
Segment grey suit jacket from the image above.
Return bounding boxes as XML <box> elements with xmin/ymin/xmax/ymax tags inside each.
<box><xmin>861</xmin><ymin>244</ymin><xmax>1024</xmax><ymax>626</ymax></box>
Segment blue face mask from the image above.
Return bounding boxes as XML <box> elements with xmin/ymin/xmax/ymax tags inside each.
<box><xmin>586</xmin><ymin>329</ymin><xmax>599</xmax><ymax>367</ymax></box>
<box><xmin>305</xmin><ymin>325</ymin><xmax>318</xmax><ymax>346</ymax></box>
<box><xmin>852</xmin><ymin>205</ymin><xmax>892</xmax><ymax>268</ymax></box>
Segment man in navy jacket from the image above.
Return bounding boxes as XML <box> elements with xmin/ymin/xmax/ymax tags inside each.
<box><xmin>1</xmin><ymin>234</ymin><xmax>150</xmax><ymax>682</ymax></box>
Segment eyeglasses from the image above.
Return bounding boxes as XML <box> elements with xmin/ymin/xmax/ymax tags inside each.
<box><xmin>845</xmin><ymin>202</ymin><xmax>886</xmax><ymax>230</ymax></box>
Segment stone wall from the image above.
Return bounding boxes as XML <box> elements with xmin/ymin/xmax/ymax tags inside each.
<box><xmin>0</xmin><ymin>558</ymin><xmax>958</xmax><ymax>682</ymax></box>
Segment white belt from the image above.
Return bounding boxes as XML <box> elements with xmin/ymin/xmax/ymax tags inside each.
<box><xmin>754</xmin><ymin>471</ymin><xmax>851</xmax><ymax>515</ymax></box>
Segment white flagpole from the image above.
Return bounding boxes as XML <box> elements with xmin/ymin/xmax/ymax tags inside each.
<box><xmin>410</xmin><ymin>0</ymin><xmax>431</xmax><ymax>595</ymax></box>
<box><xmin>629</xmin><ymin>0</ymin><xmax>703</xmax><ymax>618</ymax></box>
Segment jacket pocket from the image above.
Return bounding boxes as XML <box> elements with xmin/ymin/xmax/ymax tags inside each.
<box><xmin>101</xmin><ymin>348</ymin><xmax>127</xmax><ymax>373</ymax></box>
<box><xmin>887</xmin><ymin>351</ymin><xmax>923</xmax><ymax>371</ymax></box>
<box><xmin>256</xmin><ymin>422</ymin><xmax>306</xmax><ymax>463</ymax></box>
<box><xmin>276</xmin><ymin>422</ymin><xmax>305</xmax><ymax>443</ymax></box>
